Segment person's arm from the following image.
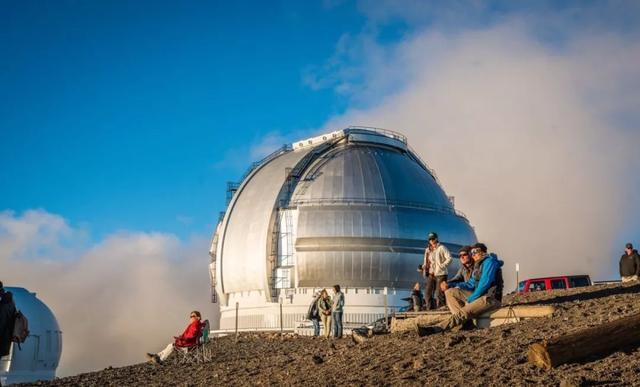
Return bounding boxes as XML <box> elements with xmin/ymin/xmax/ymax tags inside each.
<box><xmin>635</xmin><ymin>255</ymin><xmax>640</xmax><ymax>276</ymax></box>
<box><xmin>467</xmin><ymin>259</ymin><xmax>500</xmax><ymax>303</ymax></box>
<box><xmin>620</xmin><ymin>255</ymin><xmax>624</xmax><ymax>275</ymax></box>
<box><xmin>440</xmin><ymin>246</ymin><xmax>452</xmax><ymax>269</ymax></box>
<box><xmin>453</xmin><ymin>276</ymin><xmax>476</xmax><ymax>291</ymax></box>
<box><xmin>339</xmin><ymin>293</ymin><xmax>345</xmax><ymax>309</ymax></box>
<box><xmin>175</xmin><ymin>323</ymin><xmax>191</xmax><ymax>340</ymax></box>
<box><xmin>183</xmin><ymin>321</ymin><xmax>200</xmax><ymax>340</ymax></box>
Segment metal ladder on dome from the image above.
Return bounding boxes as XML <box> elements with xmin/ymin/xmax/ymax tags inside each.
<box><xmin>209</xmin><ymin>231</ymin><xmax>219</xmax><ymax>304</ymax></box>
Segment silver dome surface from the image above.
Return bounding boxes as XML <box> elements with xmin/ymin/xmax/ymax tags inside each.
<box><xmin>214</xmin><ymin>127</ymin><xmax>476</xmax><ymax>300</ymax></box>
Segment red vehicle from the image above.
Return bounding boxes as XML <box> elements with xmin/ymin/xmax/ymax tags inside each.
<box><xmin>517</xmin><ymin>275</ymin><xmax>591</xmax><ymax>294</ymax></box>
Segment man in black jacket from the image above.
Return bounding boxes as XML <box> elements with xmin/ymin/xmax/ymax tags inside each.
<box><xmin>620</xmin><ymin>243</ymin><xmax>640</xmax><ymax>282</ymax></box>
<box><xmin>306</xmin><ymin>291</ymin><xmax>321</xmax><ymax>337</ymax></box>
<box><xmin>0</xmin><ymin>281</ymin><xmax>17</xmax><ymax>357</ymax></box>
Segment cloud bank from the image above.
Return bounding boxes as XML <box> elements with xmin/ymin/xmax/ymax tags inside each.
<box><xmin>314</xmin><ymin>7</ymin><xmax>640</xmax><ymax>288</ymax></box>
<box><xmin>0</xmin><ymin>209</ymin><xmax>216</xmax><ymax>376</ymax></box>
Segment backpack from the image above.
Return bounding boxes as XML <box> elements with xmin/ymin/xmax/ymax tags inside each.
<box><xmin>200</xmin><ymin>319</ymin><xmax>210</xmax><ymax>344</ymax></box>
<box><xmin>12</xmin><ymin>311</ymin><xmax>29</xmax><ymax>349</ymax></box>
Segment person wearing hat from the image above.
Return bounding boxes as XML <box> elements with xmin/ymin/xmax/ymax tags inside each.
<box><xmin>619</xmin><ymin>243</ymin><xmax>640</xmax><ymax>282</ymax></box>
<box><xmin>422</xmin><ymin>232</ymin><xmax>452</xmax><ymax>309</ymax></box>
<box><xmin>440</xmin><ymin>246</ymin><xmax>474</xmax><ymax>294</ymax></box>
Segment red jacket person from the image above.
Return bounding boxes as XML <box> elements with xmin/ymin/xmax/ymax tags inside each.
<box><xmin>147</xmin><ymin>310</ymin><xmax>203</xmax><ymax>363</ymax></box>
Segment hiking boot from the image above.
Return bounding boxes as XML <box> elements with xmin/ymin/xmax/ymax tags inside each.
<box><xmin>146</xmin><ymin>353</ymin><xmax>161</xmax><ymax>364</ymax></box>
<box><xmin>450</xmin><ymin>319</ymin><xmax>476</xmax><ymax>333</ymax></box>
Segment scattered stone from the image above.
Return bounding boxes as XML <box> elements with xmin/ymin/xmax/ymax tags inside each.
<box><xmin>446</xmin><ymin>335</ymin><xmax>464</xmax><ymax>347</ymax></box>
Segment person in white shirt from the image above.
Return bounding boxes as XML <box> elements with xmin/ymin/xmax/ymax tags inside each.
<box><xmin>422</xmin><ymin>232</ymin><xmax>452</xmax><ymax>309</ymax></box>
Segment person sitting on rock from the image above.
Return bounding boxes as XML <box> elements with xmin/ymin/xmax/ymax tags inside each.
<box><xmin>431</xmin><ymin>243</ymin><xmax>504</xmax><ymax>333</ymax></box>
<box><xmin>441</xmin><ymin>245</ymin><xmax>474</xmax><ymax>292</ymax></box>
<box><xmin>146</xmin><ymin>310</ymin><xmax>203</xmax><ymax>363</ymax></box>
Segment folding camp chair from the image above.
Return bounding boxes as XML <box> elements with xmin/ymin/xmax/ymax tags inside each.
<box><xmin>178</xmin><ymin>319</ymin><xmax>212</xmax><ymax>364</ymax></box>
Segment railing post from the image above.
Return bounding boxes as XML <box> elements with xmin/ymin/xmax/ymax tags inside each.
<box><xmin>279</xmin><ymin>298</ymin><xmax>284</xmax><ymax>335</ymax></box>
<box><xmin>235</xmin><ymin>302</ymin><xmax>239</xmax><ymax>341</ymax></box>
<box><xmin>384</xmin><ymin>287</ymin><xmax>388</xmax><ymax>329</ymax></box>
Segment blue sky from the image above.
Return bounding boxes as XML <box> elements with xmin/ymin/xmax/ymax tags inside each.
<box><xmin>0</xmin><ymin>1</ymin><xmax>369</xmax><ymax>239</ymax></box>
<box><xmin>1</xmin><ymin>0</ymin><xmax>639</xmax><ymax>245</ymax></box>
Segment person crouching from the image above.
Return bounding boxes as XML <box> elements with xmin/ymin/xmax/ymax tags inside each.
<box><xmin>146</xmin><ymin>310</ymin><xmax>202</xmax><ymax>363</ymax></box>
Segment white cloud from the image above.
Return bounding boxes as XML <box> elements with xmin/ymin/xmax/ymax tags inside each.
<box><xmin>0</xmin><ymin>210</ymin><xmax>217</xmax><ymax>376</ymax></box>
<box><xmin>316</xmin><ymin>15</ymin><xmax>640</xmax><ymax>288</ymax></box>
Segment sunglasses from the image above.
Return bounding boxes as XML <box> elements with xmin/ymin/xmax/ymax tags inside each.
<box><xmin>190</xmin><ymin>315</ymin><xmax>197</xmax><ymax>318</ymax></box>
<box><xmin>470</xmin><ymin>249</ymin><xmax>482</xmax><ymax>256</ymax></box>
<box><xmin>459</xmin><ymin>252</ymin><xmax>469</xmax><ymax>257</ymax></box>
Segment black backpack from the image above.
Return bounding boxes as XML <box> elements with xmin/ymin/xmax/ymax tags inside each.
<box><xmin>12</xmin><ymin>311</ymin><xmax>29</xmax><ymax>350</ymax></box>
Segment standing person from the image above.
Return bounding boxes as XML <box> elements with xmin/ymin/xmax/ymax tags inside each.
<box><xmin>0</xmin><ymin>281</ymin><xmax>17</xmax><ymax>357</ymax></box>
<box><xmin>420</xmin><ymin>243</ymin><xmax>435</xmax><ymax>309</ymax></box>
<box><xmin>306</xmin><ymin>291</ymin><xmax>321</xmax><ymax>336</ymax></box>
<box><xmin>430</xmin><ymin>243</ymin><xmax>503</xmax><ymax>333</ymax></box>
<box><xmin>146</xmin><ymin>311</ymin><xmax>203</xmax><ymax>363</ymax></box>
<box><xmin>619</xmin><ymin>243</ymin><xmax>640</xmax><ymax>282</ymax></box>
<box><xmin>425</xmin><ymin>232</ymin><xmax>452</xmax><ymax>308</ymax></box>
<box><xmin>317</xmin><ymin>289</ymin><xmax>332</xmax><ymax>338</ymax></box>
<box><xmin>440</xmin><ymin>246</ymin><xmax>474</xmax><ymax>293</ymax></box>
<box><xmin>331</xmin><ymin>285</ymin><xmax>345</xmax><ymax>338</ymax></box>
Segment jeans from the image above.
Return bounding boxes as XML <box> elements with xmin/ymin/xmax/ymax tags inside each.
<box><xmin>426</xmin><ymin>274</ymin><xmax>448</xmax><ymax>309</ymax></box>
<box><xmin>332</xmin><ymin>311</ymin><xmax>343</xmax><ymax>338</ymax></box>
<box><xmin>311</xmin><ymin>318</ymin><xmax>320</xmax><ymax>336</ymax></box>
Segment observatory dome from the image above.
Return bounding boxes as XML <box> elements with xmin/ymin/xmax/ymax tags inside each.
<box><xmin>0</xmin><ymin>287</ymin><xmax>61</xmax><ymax>385</ymax></box>
<box><xmin>209</xmin><ymin>127</ymin><xmax>476</xmax><ymax>330</ymax></box>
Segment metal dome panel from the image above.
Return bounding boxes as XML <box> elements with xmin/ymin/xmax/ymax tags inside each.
<box><xmin>291</xmin><ymin>145</ymin><xmax>453</xmax><ymax>210</ymax></box>
<box><xmin>294</xmin><ymin>206</ymin><xmax>476</xmax><ymax>288</ymax></box>
<box><xmin>218</xmin><ymin>148</ymin><xmax>312</xmax><ymax>294</ymax></box>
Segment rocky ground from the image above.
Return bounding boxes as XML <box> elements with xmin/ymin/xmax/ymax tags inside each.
<box><xmin>27</xmin><ymin>282</ymin><xmax>640</xmax><ymax>386</ymax></box>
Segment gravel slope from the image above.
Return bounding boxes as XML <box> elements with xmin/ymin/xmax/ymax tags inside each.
<box><xmin>27</xmin><ymin>282</ymin><xmax>640</xmax><ymax>386</ymax></box>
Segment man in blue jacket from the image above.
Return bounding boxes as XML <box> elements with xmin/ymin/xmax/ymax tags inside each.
<box><xmin>437</xmin><ymin>242</ymin><xmax>504</xmax><ymax>331</ymax></box>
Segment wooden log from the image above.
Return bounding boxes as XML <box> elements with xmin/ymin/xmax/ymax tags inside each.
<box><xmin>527</xmin><ymin>312</ymin><xmax>640</xmax><ymax>369</ymax></box>
<box><xmin>390</xmin><ymin>314</ymin><xmax>450</xmax><ymax>333</ymax></box>
<box><xmin>484</xmin><ymin>305</ymin><xmax>555</xmax><ymax>319</ymax></box>
<box><xmin>391</xmin><ymin>305</ymin><xmax>556</xmax><ymax>333</ymax></box>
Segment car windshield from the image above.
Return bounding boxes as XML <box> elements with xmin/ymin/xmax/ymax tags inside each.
<box><xmin>518</xmin><ymin>281</ymin><xmax>525</xmax><ymax>291</ymax></box>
